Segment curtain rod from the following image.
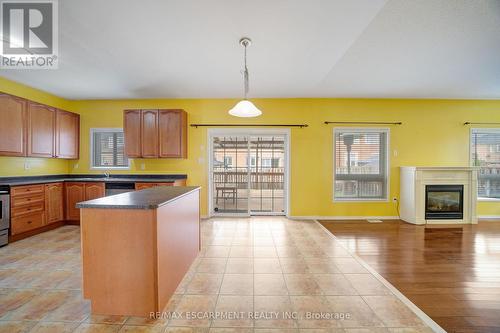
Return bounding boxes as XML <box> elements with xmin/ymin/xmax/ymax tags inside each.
<box><xmin>190</xmin><ymin>124</ymin><xmax>308</xmax><ymax>128</ymax></box>
<box><xmin>464</xmin><ymin>122</ymin><xmax>500</xmax><ymax>125</ymax></box>
<box><xmin>324</xmin><ymin>121</ymin><xmax>402</xmax><ymax>125</ymax></box>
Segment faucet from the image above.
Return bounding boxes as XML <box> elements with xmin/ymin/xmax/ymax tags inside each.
<box><xmin>104</xmin><ymin>172</ymin><xmax>110</xmax><ymax>178</ymax></box>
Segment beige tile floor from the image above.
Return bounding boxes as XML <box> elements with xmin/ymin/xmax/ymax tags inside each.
<box><xmin>0</xmin><ymin>217</ymin><xmax>435</xmax><ymax>333</ymax></box>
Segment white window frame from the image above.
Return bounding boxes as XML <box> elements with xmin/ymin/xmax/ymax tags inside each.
<box><xmin>470</xmin><ymin>128</ymin><xmax>500</xmax><ymax>201</ymax></box>
<box><xmin>332</xmin><ymin>127</ymin><xmax>390</xmax><ymax>202</ymax></box>
<box><xmin>90</xmin><ymin>128</ymin><xmax>130</xmax><ymax>170</ymax></box>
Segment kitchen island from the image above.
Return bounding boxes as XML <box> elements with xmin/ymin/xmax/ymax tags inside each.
<box><xmin>76</xmin><ymin>186</ymin><xmax>200</xmax><ymax>317</ymax></box>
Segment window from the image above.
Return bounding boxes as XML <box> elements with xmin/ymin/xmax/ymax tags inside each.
<box><xmin>471</xmin><ymin>129</ymin><xmax>500</xmax><ymax>198</ymax></box>
<box><xmin>90</xmin><ymin>128</ymin><xmax>129</xmax><ymax>169</ymax></box>
<box><xmin>333</xmin><ymin>128</ymin><xmax>389</xmax><ymax>201</ymax></box>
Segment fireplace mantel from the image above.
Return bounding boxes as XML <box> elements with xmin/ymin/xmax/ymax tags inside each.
<box><xmin>400</xmin><ymin>167</ymin><xmax>478</xmax><ymax>225</ymax></box>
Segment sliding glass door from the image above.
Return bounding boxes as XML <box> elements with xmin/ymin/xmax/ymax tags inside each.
<box><xmin>210</xmin><ymin>131</ymin><xmax>287</xmax><ymax>216</ymax></box>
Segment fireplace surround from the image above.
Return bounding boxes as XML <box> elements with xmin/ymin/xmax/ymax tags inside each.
<box><xmin>400</xmin><ymin>167</ymin><xmax>477</xmax><ymax>225</ymax></box>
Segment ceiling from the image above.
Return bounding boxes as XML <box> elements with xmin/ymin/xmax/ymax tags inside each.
<box><xmin>1</xmin><ymin>0</ymin><xmax>500</xmax><ymax>100</ymax></box>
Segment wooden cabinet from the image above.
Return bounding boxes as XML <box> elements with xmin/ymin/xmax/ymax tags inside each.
<box><xmin>45</xmin><ymin>183</ymin><xmax>64</xmax><ymax>224</ymax></box>
<box><xmin>123</xmin><ymin>109</ymin><xmax>187</xmax><ymax>159</ymax></box>
<box><xmin>124</xmin><ymin>110</ymin><xmax>141</xmax><ymax>158</ymax></box>
<box><xmin>65</xmin><ymin>182</ymin><xmax>105</xmax><ymax>221</ymax></box>
<box><xmin>0</xmin><ymin>94</ymin><xmax>26</xmax><ymax>156</ymax></box>
<box><xmin>65</xmin><ymin>183</ymin><xmax>85</xmax><ymax>221</ymax></box>
<box><xmin>141</xmin><ymin>110</ymin><xmax>159</xmax><ymax>158</ymax></box>
<box><xmin>85</xmin><ymin>183</ymin><xmax>105</xmax><ymax>200</ymax></box>
<box><xmin>10</xmin><ymin>184</ymin><xmax>46</xmax><ymax>235</ymax></box>
<box><xmin>0</xmin><ymin>92</ymin><xmax>79</xmax><ymax>159</ymax></box>
<box><xmin>159</xmin><ymin>109</ymin><xmax>187</xmax><ymax>158</ymax></box>
<box><xmin>27</xmin><ymin>102</ymin><xmax>56</xmax><ymax>158</ymax></box>
<box><xmin>55</xmin><ymin>110</ymin><xmax>79</xmax><ymax>159</ymax></box>
<box><xmin>135</xmin><ymin>182</ymin><xmax>174</xmax><ymax>190</ymax></box>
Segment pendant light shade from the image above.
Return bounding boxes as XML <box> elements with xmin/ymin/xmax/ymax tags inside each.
<box><xmin>228</xmin><ymin>99</ymin><xmax>262</xmax><ymax>118</ymax></box>
<box><xmin>229</xmin><ymin>37</ymin><xmax>262</xmax><ymax>117</ymax></box>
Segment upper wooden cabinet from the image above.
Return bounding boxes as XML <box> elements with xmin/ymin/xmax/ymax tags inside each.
<box><xmin>55</xmin><ymin>110</ymin><xmax>80</xmax><ymax>159</ymax></box>
<box><xmin>141</xmin><ymin>110</ymin><xmax>159</xmax><ymax>158</ymax></box>
<box><xmin>124</xmin><ymin>110</ymin><xmax>141</xmax><ymax>158</ymax></box>
<box><xmin>0</xmin><ymin>94</ymin><xmax>26</xmax><ymax>156</ymax></box>
<box><xmin>0</xmin><ymin>92</ymin><xmax>80</xmax><ymax>159</ymax></box>
<box><xmin>123</xmin><ymin>109</ymin><xmax>187</xmax><ymax>159</ymax></box>
<box><xmin>27</xmin><ymin>103</ymin><xmax>56</xmax><ymax>158</ymax></box>
<box><xmin>159</xmin><ymin>109</ymin><xmax>187</xmax><ymax>158</ymax></box>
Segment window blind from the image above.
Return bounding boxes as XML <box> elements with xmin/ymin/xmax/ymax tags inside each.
<box><xmin>471</xmin><ymin>129</ymin><xmax>500</xmax><ymax>198</ymax></box>
<box><xmin>92</xmin><ymin>130</ymin><xmax>128</xmax><ymax>168</ymax></box>
<box><xmin>334</xmin><ymin>129</ymin><xmax>388</xmax><ymax>200</ymax></box>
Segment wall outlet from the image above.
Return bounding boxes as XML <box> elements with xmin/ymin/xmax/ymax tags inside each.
<box><xmin>140</xmin><ymin>163</ymin><xmax>145</xmax><ymax>170</ymax></box>
<box><xmin>198</xmin><ymin>157</ymin><xmax>205</xmax><ymax>164</ymax></box>
<box><xmin>74</xmin><ymin>163</ymin><xmax>79</xmax><ymax>169</ymax></box>
<box><xmin>24</xmin><ymin>161</ymin><xmax>30</xmax><ymax>170</ymax></box>
<box><xmin>393</xmin><ymin>150</ymin><xmax>398</xmax><ymax>157</ymax></box>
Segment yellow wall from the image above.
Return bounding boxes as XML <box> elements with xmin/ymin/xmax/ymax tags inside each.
<box><xmin>1</xmin><ymin>77</ymin><xmax>500</xmax><ymax>217</ymax></box>
<box><xmin>67</xmin><ymin>98</ymin><xmax>500</xmax><ymax>217</ymax></box>
<box><xmin>0</xmin><ymin>77</ymin><xmax>70</xmax><ymax>176</ymax></box>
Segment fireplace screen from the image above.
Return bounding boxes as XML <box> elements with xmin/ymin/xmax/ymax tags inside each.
<box><xmin>425</xmin><ymin>185</ymin><xmax>464</xmax><ymax>220</ymax></box>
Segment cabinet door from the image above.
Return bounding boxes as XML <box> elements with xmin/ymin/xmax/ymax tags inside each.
<box><xmin>65</xmin><ymin>183</ymin><xmax>85</xmax><ymax>220</ymax></box>
<box><xmin>135</xmin><ymin>183</ymin><xmax>155</xmax><ymax>190</ymax></box>
<box><xmin>85</xmin><ymin>183</ymin><xmax>105</xmax><ymax>200</ymax></box>
<box><xmin>27</xmin><ymin>103</ymin><xmax>55</xmax><ymax>157</ymax></box>
<box><xmin>124</xmin><ymin>109</ymin><xmax>141</xmax><ymax>158</ymax></box>
<box><xmin>55</xmin><ymin>110</ymin><xmax>79</xmax><ymax>159</ymax></box>
<box><xmin>0</xmin><ymin>94</ymin><xmax>26</xmax><ymax>156</ymax></box>
<box><xmin>141</xmin><ymin>109</ymin><xmax>159</xmax><ymax>158</ymax></box>
<box><xmin>45</xmin><ymin>182</ymin><xmax>64</xmax><ymax>224</ymax></box>
<box><xmin>159</xmin><ymin>109</ymin><xmax>187</xmax><ymax>158</ymax></box>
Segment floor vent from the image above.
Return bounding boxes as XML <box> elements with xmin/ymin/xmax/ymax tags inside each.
<box><xmin>367</xmin><ymin>219</ymin><xmax>383</xmax><ymax>223</ymax></box>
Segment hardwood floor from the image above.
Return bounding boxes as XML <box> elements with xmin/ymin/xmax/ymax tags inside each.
<box><xmin>319</xmin><ymin>220</ymin><xmax>500</xmax><ymax>333</ymax></box>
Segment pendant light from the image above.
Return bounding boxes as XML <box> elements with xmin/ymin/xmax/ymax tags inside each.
<box><xmin>228</xmin><ymin>37</ymin><xmax>262</xmax><ymax>117</ymax></box>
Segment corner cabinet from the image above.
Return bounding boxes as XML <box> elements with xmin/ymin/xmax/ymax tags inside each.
<box><xmin>55</xmin><ymin>110</ymin><xmax>80</xmax><ymax>159</ymax></box>
<box><xmin>0</xmin><ymin>92</ymin><xmax>80</xmax><ymax>159</ymax></box>
<box><xmin>124</xmin><ymin>109</ymin><xmax>187</xmax><ymax>159</ymax></box>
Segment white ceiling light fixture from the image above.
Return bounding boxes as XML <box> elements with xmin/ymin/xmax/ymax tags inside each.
<box><xmin>228</xmin><ymin>37</ymin><xmax>262</xmax><ymax>118</ymax></box>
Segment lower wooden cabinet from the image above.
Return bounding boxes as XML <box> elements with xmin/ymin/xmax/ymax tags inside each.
<box><xmin>45</xmin><ymin>182</ymin><xmax>64</xmax><ymax>224</ymax></box>
<box><xmin>65</xmin><ymin>182</ymin><xmax>105</xmax><ymax>221</ymax></box>
<box><xmin>135</xmin><ymin>182</ymin><xmax>174</xmax><ymax>190</ymax></box>
<box><xmin>85</xmin><ymin>183</ymin><xmax>105</xmax><ymax>200</ymax></box>
<box><xmin>10</xmin><ymin>184</ymin><xmax>46</xmax><ymax>236</ymax></box>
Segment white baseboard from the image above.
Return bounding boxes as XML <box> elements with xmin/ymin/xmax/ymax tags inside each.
<box><xmin>478</xmin><ymin>215</ymin><xmax>500</xmax><ymax>220</ymax></box>
<box><xmin>288</xmin><ymin>215</ymin><xmax>400</xmax><ymax>221</ymax></box>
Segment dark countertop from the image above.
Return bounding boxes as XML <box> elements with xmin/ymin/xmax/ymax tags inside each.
<box><xmin>0</xmin><ymin>174</ymin><xmax>187</xmax><ymax>186</ymax></box>
<box><xmin>76</xmin><ymin>186</ymin><xmax>200</xmax><ymax>209</ymax></box>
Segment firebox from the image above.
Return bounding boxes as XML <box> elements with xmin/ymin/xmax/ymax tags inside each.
<box><xmin>425</xmin><ymin>185</ymin><xmax>464</xmax><ymax>220</ymax></box>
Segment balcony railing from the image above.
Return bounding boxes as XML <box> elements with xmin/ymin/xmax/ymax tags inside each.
<box><xmin>213</xmin><ymin>167</ymin><xmax>284</xmax><ymax>190</ymax></box>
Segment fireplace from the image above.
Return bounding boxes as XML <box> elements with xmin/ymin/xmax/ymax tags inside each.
<box><xmin>425</xmin><ymin>185</ymin><xmax>464</xmax><ymax>220</ymax></box>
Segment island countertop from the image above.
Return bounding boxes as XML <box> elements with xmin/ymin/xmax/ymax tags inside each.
<box><xmin>76</xmin><ymin>186</ymin><xmax>200</xmax><ymax>209</ymax></box>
